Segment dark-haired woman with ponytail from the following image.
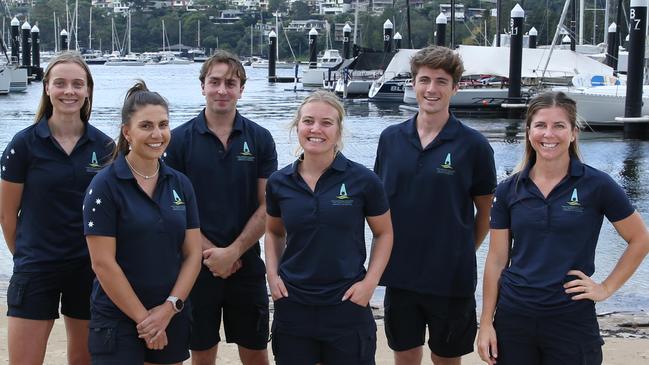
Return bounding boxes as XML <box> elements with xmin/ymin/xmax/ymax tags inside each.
<box><xmin>0</xmin><ymin>51</ymin><xmax>114</xmax><ymax>364</ymax></box>
<box><xmin>83</xmin><ymin>80</ymin><xmax>202</xmax><ymax>364</ymax></box>
<box><xmin>477</xmin><ymin>92</ymin><xmax>649</xmax><ymax>365</ymax></box>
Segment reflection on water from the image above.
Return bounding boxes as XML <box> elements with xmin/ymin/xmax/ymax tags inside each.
<box><xmin>504</xmin><ymin>120</ymin><xmax>522</xmax><ymax>144</ymax></box>
<box><xmin>620</xmin><ymin>141</ymin><xmax>648</xmax><ymax>202</ymax></box>
<box><xmin>0</xmin><ymin>64</ymin><xmax>648</xmax><ymax>312</ymax></box>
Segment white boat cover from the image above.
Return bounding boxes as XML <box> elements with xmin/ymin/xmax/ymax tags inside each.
<box><xmin>457</xmin><ymin>45</ymin><xmax>614</xmax><ymax>78</ymax></box>
<box><xmin>381</xmin><ymin>49</ymin><xmax>419</xmax><ymax>81</ymax></box>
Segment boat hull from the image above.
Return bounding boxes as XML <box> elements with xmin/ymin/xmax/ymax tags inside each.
<box><xmin>566</xmin><ymin>86</ymin><xmax>649</xmax><ymax>125</ymax></box>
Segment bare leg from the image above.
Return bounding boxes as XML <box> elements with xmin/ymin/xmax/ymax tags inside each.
<box><xmin>430</xmin><ymin>351</ymin><xmax>462</xmax><ymax>365</ymax></box>
<box><xmin>64</xmin><ymin>316</ymin><xmax>91</xmax><ymax>365</ymax></box>
<box><xmin>8</xmin><ymin>317</ymin><xmax>55</xmax><ymax>365</ymax></box>
<box><xmin>238</xmin><ymin>346</ymin><xmax>269</xmax><ymax>365</ymax></box>
<box><xmin>395</xmin><ymin>346</ymin><xmax>423</xmax><ymax>365</ymax></box>
<box><xmin>191</xmin><ymin>344</ymin><xmax>218</xmax><ymax>365</ymax></box>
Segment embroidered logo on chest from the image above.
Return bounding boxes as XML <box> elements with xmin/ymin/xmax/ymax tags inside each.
<box><xmin>561</xmin><ymin>188</ymin><xmax>584</xmax><ymax>213</ymax></box>
<box><xmin>237</xmin><ymin>141</ymin><xmax>256</xmax><ymax>162</ymax></box>
<box><xmin>331</xmin><ymin>183</ymin><xmax>354</xmax><ymax>206</ymax></box>
<box><xmin>86</xmin><ymin>151</ymin><xmax>102</xmax><ymax>173</ymax></box>
<box><xmin>171</xmin><ymin>189</ymin><xmax>186</xmax><ymax>211</ymax></box>
<box><xmin>436</xmin><ymin>152</ymin><xmax>455</xmax><ymax>175</ymax></box>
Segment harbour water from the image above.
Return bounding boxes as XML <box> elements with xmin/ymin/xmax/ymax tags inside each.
<box><xmin>0</xmin><ymin>64</ymin><xmax>648</xmax><ymax>313</ymax></box>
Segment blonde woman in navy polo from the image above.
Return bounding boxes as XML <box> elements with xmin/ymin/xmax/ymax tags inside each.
<box><xmin>0</xmin><ymin>52</ymin><xmax>114</xmax><ymax>364</ymax></box>
<box><xmin>265</xmin><ymin>90</ymin><xmax>393</xmax><ymax>365</ymax></box>
<box><xmin>478</xmin><ymin>92</ymin><xmax>649</xmax><ymax>365</ymax></box>
<box><xmin>83</xmin><ymin>81</ymin><xmax>202</xmax><ymax>364</ymax></box>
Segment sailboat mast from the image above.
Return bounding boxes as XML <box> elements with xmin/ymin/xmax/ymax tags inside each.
<box><xmin>53</xmin><ymin>12</ymin><xmax>57</xmax><ymax>52</ymax></box>
<box><xmin>250</xmin><ymin>24</ymin><xmax>253</xmax><ymax>57</ymax></box>
<box><xmin>259</xmin><ymin>12</ymin><xmax>264</xmax><ymax>57</ymax></box>
<box><xmin>353</xmin><ymin>0</ymin><xmax>358</xmax><ymax>44</ymax></box>
<box><xmin>162</xmin><ymin>19</ymin><xmax>165</xmax><ymax>52</ymax></box>
<box><xmin>197</xmin><ymin>20</ymin><xmax>200</xmax><ymax>48</ymax></box>
<box><xmin>128</xmin><ymin>10</ymin><xmax>131</xmax><ymax>55</ymax></box>
<box><xmin>65</xmin><ymin>0</ymin><xmax>69</xmax><ymax>49</ymax></box>
<box><xmin>178</xmin><ymin>20</ymin><xmax>181</xmax><ymax>52</ymax></box>
<box><xmin>89</xmin><ymin>6</ymin><xmax>92</xmax><ymax>50</ymax></box>
<box><xmin>75</xmin><ymin>0</ymin><xmax>79</xmax><ymax>50</ymax></box>
<box><xmin>111</xmin><ymin>17</ymin><xmax>115</xmax><ymax>53</ymax></box>
<box><xmin>406</xmin><ymin>0</ymin><xmax>412</xmax><ymax>48</ymax></box>
<box><xmin>275</xmin><ymin>12</ymin><xmax>279</xmax><ymax>60</ymax></box>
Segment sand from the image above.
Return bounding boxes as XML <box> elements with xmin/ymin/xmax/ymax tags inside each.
<box><xmin>1</xmin><ymin>307</ymin><xmax>648</xmax><ymax>364</ymax></box>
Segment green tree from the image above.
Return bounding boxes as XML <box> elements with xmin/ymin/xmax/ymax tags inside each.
<box><xmin>268</xmin><ymin>0</ymin><xmax>288</xmax><ymax>13</ymax></box>
<box><xmin>290</xmin><ymin>1</ymin><xmax>311</xmax><ymax>20</ymax></box>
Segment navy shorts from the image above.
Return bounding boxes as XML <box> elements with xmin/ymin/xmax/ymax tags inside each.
<box><xmin>271</xmin><ymin>298</ymin><xmax>377</xmax><ymax>365</ymax></box>
<box><xmin>6</xmin><ymin>259</ymin><xmax>94</xmax><ymax>320</ymax></box>
<box><xmin>88</xmin><ymin>311</ymin><xmax>191</xmax><ymax>365</ymax></box>
<box><xmin>493</xmin><ymin>306</ymin><xmax>603</xmax><ymax>365</ymax></box>
<box><xmin>383</xmin><ymin>287</ymin><xmax>477</xmax><ymax>357</ymax></box>
<box><xmin>189</xmin><ymin>266</ymin><xmax>269</xmax><ymax>351</ymax></box>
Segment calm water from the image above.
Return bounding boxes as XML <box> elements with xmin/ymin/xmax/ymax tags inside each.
<box><xmin>0</xmin><ymin>64</ymin><xmax>648</xmax><ymax>313</ymax></box>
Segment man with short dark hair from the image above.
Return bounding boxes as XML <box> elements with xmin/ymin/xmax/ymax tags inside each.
<box><xmin>165</xmin><ymin>50</ymin><xmax>276</xmax><ymax>365</ymax></box>
<box><xmin>374</xmin><ymin>45</ymin><xmax>496</xmax><ymax>365</ymax></box>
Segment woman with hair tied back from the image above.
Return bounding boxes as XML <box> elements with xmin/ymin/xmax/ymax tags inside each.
<box><xmin>83</xmin><ymin>80</ymin><xmax>202</xmax><ymax>365</ymax></box>
<box><xmin>264</xmin><ymin>90</ymin><xmax>393</xmax><ymax>365</ymax></box>
<box><xmin>477</xmin><ymin>91</ymin><xmax>649</xmax><ymax>365</ymax></box>
<box><xmin>0</xmin><ymin>51</ymin><xmax>114</xmax><ymax>364</ymax></box>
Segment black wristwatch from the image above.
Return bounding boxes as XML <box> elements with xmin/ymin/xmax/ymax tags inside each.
<box><xmin>166</xmin><ymin>296</ymin><xmax>184</xmax><ymax>313</ymax></box>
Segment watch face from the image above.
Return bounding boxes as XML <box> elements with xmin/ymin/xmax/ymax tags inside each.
<box><xmin>175</xmin><ymin>299</ymin><xmax>184</xmax><ymax>311</ymax></box>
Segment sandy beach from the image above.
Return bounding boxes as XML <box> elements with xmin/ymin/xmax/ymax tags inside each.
<box><xmin>1</xmin><ymin>306</ymin><xmax>649</xmax><ymax>364</ymax></box>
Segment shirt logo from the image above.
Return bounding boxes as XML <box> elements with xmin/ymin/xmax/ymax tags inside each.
<box><xmin>567</xmin><ymin>189</ymin><xmax>580</xmax><ymax>206</ymax></box>
<box><xmin>332</xmin><ymin>183</ymin><xmax>354</xmax><ymax>206</ymax></box>
<box><xmin>237</xmin><ymin>141</ymin><xmax>256</xmax><ymax>162</ymax></box>
<box><xmin>562</xmin><ymin>188</ymin><xmax>583</xmax><ymax>213</ymax></box>
<box><xmin>86</xmin><ymin>151</ymin><xmax>102</xmax><ymax>173</ymax></box>
<box><xmin>171</xmin><ymin>189</ymin><xmax>187</xmax><ymax>211</ymax></box>
<box><xmin>336</xmin><ymin>183</ymin><xmax>349</xmax><ymax>200</ymax></box>
<box><xmin>173</xmin><ymin>189</ymin><xmax>185</xmax><ymax>205</ymax></box>
<box><xmin>436</xmin><ymin>152</ymin><xmax>455</xmax><ymax>175</ymax></box>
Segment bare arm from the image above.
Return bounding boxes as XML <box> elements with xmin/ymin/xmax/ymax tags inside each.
<box><xmin>477</xmin><ymin>228</ymin><xmax>510</xmax><ymax>364</ymax></box>
<box><xmin>0</xmin><ymin>180</ymin><xmax>23</xmax><ymax>255</ymax></box>
<box><xmin>203</xmin><ymin>179</ymin><xmax>267</xmax><ymax>277</ymax></box>
<box><xmin>343</xmin><ymin>211</ymin><xmax>394</xmax><ymax>306</ymax></box>
<box><xmin>86</xmin><ymin>235</ymin><xmax>149</xmax><ymax>323</ymax></box>
<box><xmin>264</xmin><ymin>214</ymin><xmax>288</xmax><ymax>300</ymax></box>
<box><xmin>565</xmin><ymin>212</ymin><xmax>649</xmax><ymax>301</ymax></box>
<box><xmin>473</xmin><ymin>194</ymin><xmax>494</xmax><ymax>251</ymax></box>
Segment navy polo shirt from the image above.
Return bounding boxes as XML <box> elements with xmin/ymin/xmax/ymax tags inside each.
<box><xmin>83</xmin><ymin>155</ymin><xmax>199</xmax><ymax>320</ymax></box>
<box><xmin>266</xmin><ymin>153</ymin><xmax>389</xmax><ymax>306</ymax></box>
<box><xmin>374</xmin><ymin>113</ymin><xmax>497</xmax><ymax>297</ymax></box>
<box><xmin>1</xmin><ymin>118</ymin><xmax>114</xmax><ymax>272</ymax></box>
<box><xmin>164</xmin><ymin>109</ymin><xmax>277</xmax><ymax>278</ymax></box>
<box><xmin>490</xmin><ymin>158</ymin><xmax>635</xmax><ymax>316</ymax></box>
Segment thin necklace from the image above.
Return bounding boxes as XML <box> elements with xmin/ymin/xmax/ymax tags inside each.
<box><xmin>125</xmin><ymin>156</ymin><xmax>159</xmax><ymax>180</ymax></box>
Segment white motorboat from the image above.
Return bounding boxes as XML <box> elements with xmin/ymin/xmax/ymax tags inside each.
<box><xmin>317</xmin><ymin>49</ymin><xmax>343</xmax><ymax>68</ymax></box>
<box><xmin>189</xmin><ymin>49</ymin><xmax>208</xmax><ymax>62</ymax></box>
<box><xmin>105</xmin><ymin>54</ymin><xmax>145</xmax><ymax>66</ymax></box>
<box><xmin>302</xmin><ymin>49</ymin><xmax>344</xmax><ymax>87</ymax></box>
<box><xmin>157</xmin><ymin>52</ymin><xmax>192</xmax><ymax>65</ymax></box>
<box><xmin>0</xmin><ymin>64</ymin><xmax>28</xmax><ymax>92</ymax></box>
<box><xmin>251</xmin><ymin>59</ymin><xmax>297</xmax><ymax>69</ymax></box>
<box><xmin>82</xmin><ymin>51</ymin><xmax>107</xmax><ymax>65</ymax></box>
<box><xmin>0</xmin><ymin>65</ymin><xmax>10</xmax><ymax>94</ymax></box>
